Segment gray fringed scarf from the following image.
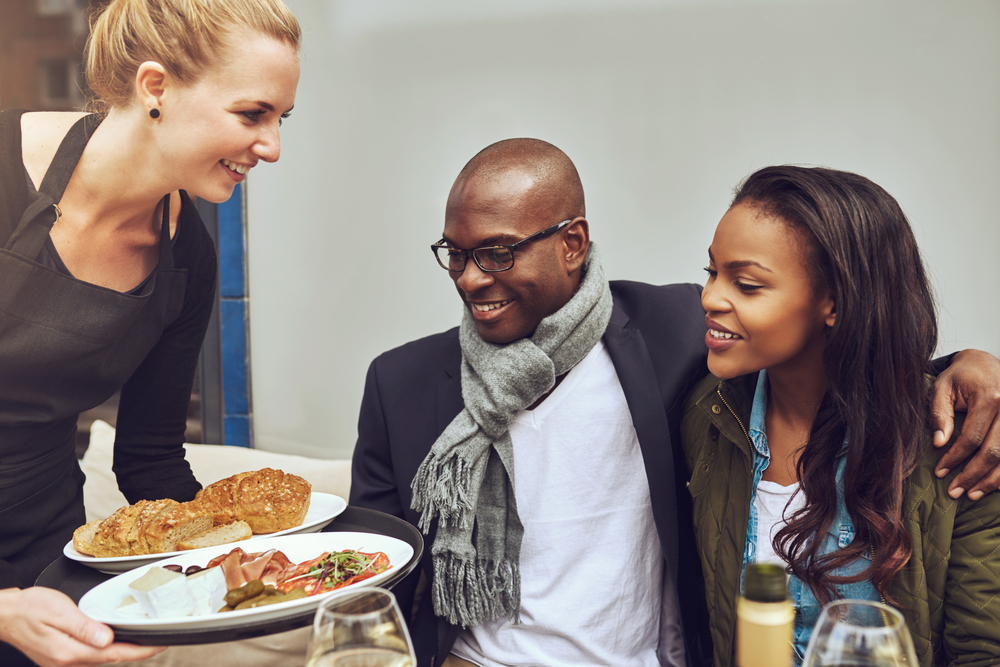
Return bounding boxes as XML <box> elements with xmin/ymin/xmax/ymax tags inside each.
<box><xmin>410</xmin><ymin>243</ymin><xmax>613</xmax><ymax>628</ymax></box>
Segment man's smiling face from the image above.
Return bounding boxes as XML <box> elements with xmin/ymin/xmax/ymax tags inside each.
<box><xmin>441</xmin><ymin>169</ymin><xmax>579</xmax><ymax>344</ymax></box>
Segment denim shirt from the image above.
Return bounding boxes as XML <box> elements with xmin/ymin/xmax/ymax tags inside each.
<box><xmin>744</xmin><ymin>371</ymin><xmax>880</xmax><ymax>663</ymax></box>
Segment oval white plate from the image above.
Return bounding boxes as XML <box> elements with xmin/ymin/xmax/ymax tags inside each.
<box><xmin>65</xmin><ymin>492</ymin><xmax>347</xmax><ymax>574</ymax></box>
<box><xmin>79</xmin><ymin>532</ymin><xmax>412</xmax><ymax>631</ymax></box>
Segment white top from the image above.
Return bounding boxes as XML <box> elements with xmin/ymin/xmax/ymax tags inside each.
<box><xmin>753</xmin><ymin>479</ymin><xmax>804</xmax><ymax>566</ymax></box>
<box><xmin>451</xmin><ymin>341</ymin><xmax>668</xmax><ymax>667</ymax></box>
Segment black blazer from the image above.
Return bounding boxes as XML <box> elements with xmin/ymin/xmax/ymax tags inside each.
<box><xmin>350</xmin><ymin>280</ymin><xmax>713</xmax><ymax>667</ymax></box>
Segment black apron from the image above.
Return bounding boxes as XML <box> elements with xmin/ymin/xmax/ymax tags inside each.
<box><xmin>0</xmin><ymin>114</ymin><xmax>188</xmax><ymax>591</ymax></box>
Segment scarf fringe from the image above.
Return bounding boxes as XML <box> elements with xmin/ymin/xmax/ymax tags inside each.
<box><xmin>411</xmin><ymin>450</ymin><xmax>476</xmax><ymax>533</ymax></box>
<box><xmin>431</xmin><ymin>553</ymin><xmax>521</xmax><ymax>628</ymax></box>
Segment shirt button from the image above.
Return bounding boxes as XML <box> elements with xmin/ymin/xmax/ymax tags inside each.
<box><xmin>712</xmin><ymin>405</ymin><xmax>722</xmax><ymax>414</ymax></box>
<box><xmin>702</xmin><ymin>464</ymin><xmax>710</xmax><ymax>472</ymax></box>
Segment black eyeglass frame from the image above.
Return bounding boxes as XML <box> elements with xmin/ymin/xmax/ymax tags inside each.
<box><xmin>431</xmin><ymin>219</ymin><xmax>573</xmax><ymax>273</ymax></box>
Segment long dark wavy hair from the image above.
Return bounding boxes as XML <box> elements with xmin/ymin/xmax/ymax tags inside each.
<box><xmin>731</xmin><ymin>165</ymin><xmax>937</xmax><ymax>604</ymax></box>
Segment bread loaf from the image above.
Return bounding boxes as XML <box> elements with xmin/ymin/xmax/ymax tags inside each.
<box><xmin>195</xmin><ymin>468</ymin><xmax>311</xmax><ymax>534</ymax></box>
<box><xmin>73</xmin><ymin>468</ymin><xmax>312</xmax><ymax>557</ymax></box>
<box><xmin>193</xmin><ymin>471</ymin><xmax>253</xmax><ymax>526</ymax></box>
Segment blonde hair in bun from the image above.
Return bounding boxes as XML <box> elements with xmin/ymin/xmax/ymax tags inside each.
<box><xmin>85</xmin><ymin>0</ymin><xmax>301</xmax><ymax>113</ymax></box>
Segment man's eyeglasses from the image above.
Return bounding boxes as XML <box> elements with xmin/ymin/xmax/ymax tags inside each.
<box><xmin>431</xmin><ymin>220</ymin><xmax>572</xmax><ymax>273</ymax></box>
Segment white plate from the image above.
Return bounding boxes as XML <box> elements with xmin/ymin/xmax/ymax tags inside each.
<box><xmin>79</xmin><ymin>532</ymin><xmax>412</xmax><ymax>631</ymax></box>
<box><xmin>65</xmin><ymin>492</ymin><xmax>347</xmax><ymax>574</ymax></box>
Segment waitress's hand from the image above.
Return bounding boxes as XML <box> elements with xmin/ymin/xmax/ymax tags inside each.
<box><xmin>0</xmin><ymin>587</ymin><xmax>166</xmax><ymax>666</ymax></box>
<box><xmin>930</xmin><ymin>349</ymin><xmax>1000</xmax><ymax>500</ymax></box>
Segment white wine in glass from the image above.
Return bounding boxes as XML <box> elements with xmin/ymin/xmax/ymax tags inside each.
<box><xmin>801</xmin><ymin>600</ymin><xmax>917</xmax><ymax>667</ymax></box>
<box><xmin>308</xmin><ymin>648</ymin><xmax>412</xmax><ymax>667</ymax></box>
<box><xmin>306</xmin><ymin>587</ymin><xmax>416</xmax><ymax>667</ymax></box>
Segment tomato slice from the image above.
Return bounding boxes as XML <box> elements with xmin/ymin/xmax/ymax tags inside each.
<box><xmin>276</xmin><ymin>551</ymin><xmax>390</xmax><ymax>596</ymax></box>
<box><xmin>335</xmin><ymin>552</ymin><xmax>390</xmax><ymax>590</ymax></box>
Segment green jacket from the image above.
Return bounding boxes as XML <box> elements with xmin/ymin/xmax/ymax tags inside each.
<box><xmin>681</xmin><ymin>372</ymin><xmax>1000</xmax><ymax>667</ymax></box>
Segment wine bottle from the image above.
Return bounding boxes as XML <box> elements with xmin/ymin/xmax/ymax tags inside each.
<box><xmin>736</xmin><ymin>563</ymin><xmax>794</xmax><ymax>667</ymax></box>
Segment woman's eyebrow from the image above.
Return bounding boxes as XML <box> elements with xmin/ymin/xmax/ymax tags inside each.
<box><xmin>725</xmin><ymin>259</ymin><xmax>772</xmax><ymax>272</ymax></box>
<box><xmin>707</xmin><ymin>248</ymin><xmax>772</xmax><ymax>272</ymax></box>
<box><xmin>233</xmin><ymin>101</ymin><xmax>295</xmax><ymax>114</ymax></box>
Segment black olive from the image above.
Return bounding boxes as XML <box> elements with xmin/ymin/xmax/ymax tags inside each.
<box><xmin>162</xmin><ymin>564</ymin><xmax>183</xmax><ymax>573</ymax></box>
<box><xmin>185</xmin><ymin>565</ymin><xmax>204</xmax><ymax>576</ymax></box>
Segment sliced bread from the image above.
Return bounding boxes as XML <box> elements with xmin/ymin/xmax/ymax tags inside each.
<box><xmin>130</xmin><ymin>498</ymin><xmax>180</xmax><ymax>555</ymax></box>
<box><xmin>93</xmin><ymin>502</ymin><xmax>149</xmax><ymax>557</ymax></box>
<box><xmin>72</xmin><ymin>519</ymin><xmax>102</xmax><ymax>556</ymax></box>
<box><xmin>141</xmin><ymin>503</ymin><xmax>215</xmax><ymax>554</ymax></box>
<box><xmin>177</xmin><ymin>520</ymin><xmax>253</xmax><ymax>550</ymax></box>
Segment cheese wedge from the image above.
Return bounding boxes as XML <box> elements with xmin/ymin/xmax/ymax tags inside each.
<box><xmin>186</xmin><ymin>567</ymin><xmax>227</xmax><ymax>616</ymax></box>
<box><xmin>116</xmin><ymin>595</ymin><xmax>146</xmax><ymax>617</ymax></box>
<box><xmin>129</xmin><ymin>567</ymin><xmax>194</xmax><ymax>619</ymax></box>
<box><xmin>125</xmin><ymin>566</ymin><xmax>229</xmax><ymax>619</ymax></box>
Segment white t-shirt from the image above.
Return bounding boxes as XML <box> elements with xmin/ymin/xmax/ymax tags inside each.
<box><xmin>754</xmin><ymin>479</ymin><xmax>804</xmax><ymax>566</ymax></box>
<box><xmin>451</xmin><ymin>341</ymin><xmax>668</xmax><ymax>667</ymax></box>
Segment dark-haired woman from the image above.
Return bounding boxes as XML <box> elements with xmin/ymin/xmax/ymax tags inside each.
<box><xmin>681</xmin><ymin>165</ymin><xmax>1000</xmax><ymax>665</ymax></box>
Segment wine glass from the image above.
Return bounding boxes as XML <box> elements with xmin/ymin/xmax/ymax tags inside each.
<box><xmin>801</xmin><ymin>600</ymin><xmax>917</xmax><ymax>666</ymax></box>
<box><xmin>306</xmin><ymin>587</ymin><xmax>416</xmax><ymax>667</ymax></box>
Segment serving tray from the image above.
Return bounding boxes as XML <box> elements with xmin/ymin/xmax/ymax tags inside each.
<box><xmin>36</xmin><ymin>506</ymin><xmax>423</xmax><ymax>645</ymax></box>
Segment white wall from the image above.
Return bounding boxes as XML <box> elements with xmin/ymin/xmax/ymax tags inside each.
<box><xmin>246</xmin><ymin>0</ymin><xmax>1000</xmax><ymax>459</ymax></box>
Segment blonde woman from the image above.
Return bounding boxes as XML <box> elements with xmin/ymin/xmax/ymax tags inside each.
<box><xmin>0</xmin><ymin>0</ymin><xmax>300</xmax><ymax>664</ymax></box>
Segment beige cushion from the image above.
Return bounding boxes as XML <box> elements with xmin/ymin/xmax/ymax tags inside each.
<box><xmin>81</xmin><ymin>420</ymin><xmax>352</xmax><ymax>522</ymax></box>
<box><xmin>80</xmin><ymin>421</ymin><xmax>350</xmax><ymax>666</ymax></box>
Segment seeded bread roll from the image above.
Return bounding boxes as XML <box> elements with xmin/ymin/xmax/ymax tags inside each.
<box><xmin>193</xmin><ymin>471</ymin><xmax>253</xmax><ymax>526</ymax></box>
<box><xmin>195</xmin><ymin>468</ymin><xmax>311</xmax><ymax>534</ymax></box>
<box><xmin>235</xmin><ymin>468</ymin><xmax>311</xmax><ymax>533</ymax></box>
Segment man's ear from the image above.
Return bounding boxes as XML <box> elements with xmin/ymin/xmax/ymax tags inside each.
<box><xmin>135</xmin><ymin>61</ymin><xmax>167</xmax><ymax>112</ymax></box>
<box><xmin>564</xmin><ymin>217</ymin><xmax>589</xmax><ymax>273</ymax></box>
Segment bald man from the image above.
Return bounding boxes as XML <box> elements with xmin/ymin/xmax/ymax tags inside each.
<box><xmin>349</xmin><ymin>139</ymin><xmax>1000</xmax><ymax>667</ymax></box>
<box><xmin>351</xmin><ymin>138</ymin><xmax>711</xmax><ymax>667</ymax></box>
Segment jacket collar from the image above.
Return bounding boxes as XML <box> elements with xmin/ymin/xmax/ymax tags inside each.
<box><xmin>693</xmin><ymin>372</ymin><xmax>760</xmax><ymax>457</ymax></box>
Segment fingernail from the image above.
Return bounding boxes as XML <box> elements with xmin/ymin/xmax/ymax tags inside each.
<box><xmin>950</xmin><ymin>487</ymin><xmax>964</xmax><ymax>499</ymax></box>
<box><xmin>970</xmin><ymin>490</ymin><xmax>984</xmax><ymax>501</ymax></box>
<box><xmin>934</xmin><ymin>430</ymin><xmax>946</xmax><ymax>446</ymax></box>
<box><xmin>91</xmin><ymin>627</ymin><xmax>112</xmax><ymax>647</ymax></box>
<box><xmin>936</xmin><ymin>468</ymin><xmax>950</xmax><ymax>478</ymax></box>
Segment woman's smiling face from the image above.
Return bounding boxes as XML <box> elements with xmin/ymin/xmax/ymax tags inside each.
<box><xmin>701</xmin><ymin>203</ymin><xmax>836</xmax><ymax>380</ymax></box>
<box><xmin>158</xmin><ymin>31</ymin><xmax>299</xmax><ymax>203</ymax></box>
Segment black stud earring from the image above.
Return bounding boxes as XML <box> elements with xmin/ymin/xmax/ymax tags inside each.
<box><xmin>149</xmin><ymin>108</ymin><xmax>160</xmax><ymax>119</ymax></box>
